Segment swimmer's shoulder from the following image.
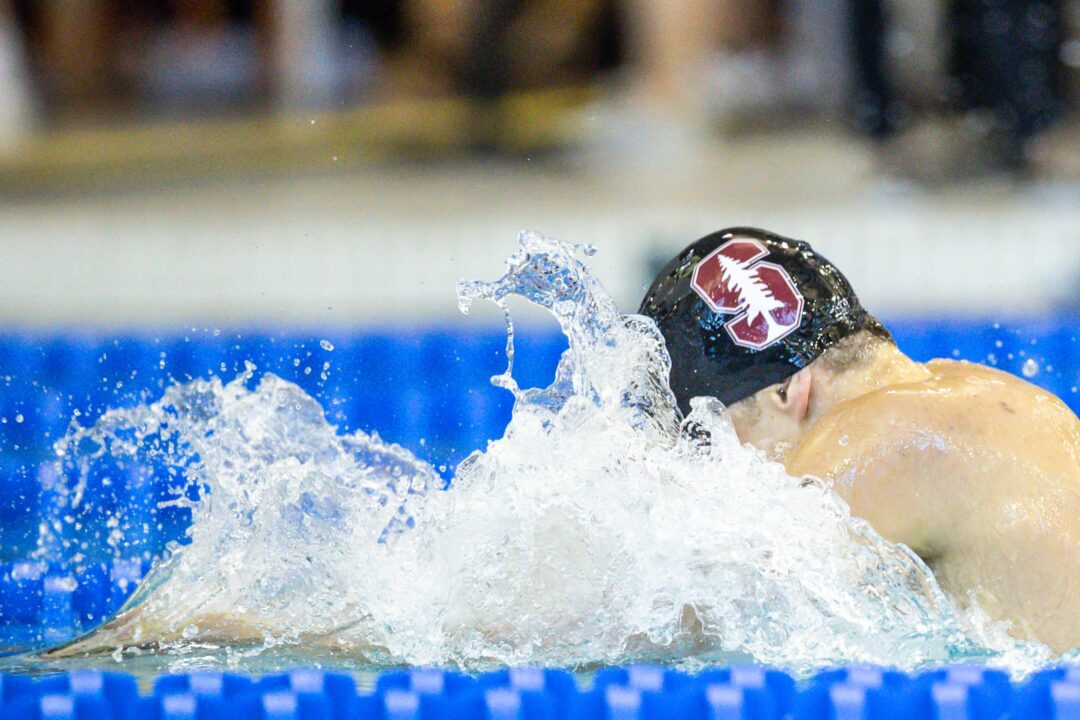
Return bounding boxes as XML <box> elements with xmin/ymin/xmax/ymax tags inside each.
<box><xmin>784</xmin><ymin>364</ymin><xmax>1026</xmax><ymax>555</ymax></box>
<box><xmin>800</xmin><ymin>358</ymin><xmax>1078</xmax><ymax>463</ymax></box>
<box><xmin>790</xmin><ymin>357</ymin><xmax>1080</xmax><ymax>511</ymax></box>
<box><xmin>837</xmin><ymin>358</ymin><xmax>1076</xmax><ymax>424</ymax></box>
<box><xmin>924</xmin><ymin>358</ymin><xmax>1080</xmax><ymax>430</ymax></box>
<box><xmin>785</xmin><ymin>384</ymin><xmax>959</xmax><ymax>556</ymax></box>
<box><xmin>786</xmin><ymin>377</ymin><xmax>961</xmax><ymax>485</ymax></box>
<box><xmin>793</xmin><ymin>362</ymin><xmax>975</xmax><ymax>454</ymax></box>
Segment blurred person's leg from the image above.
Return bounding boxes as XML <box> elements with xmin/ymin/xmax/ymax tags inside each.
<box><xmin>268</xmin><ymin>0</ymin><xmax>340</xmax><ymax>111</ymax></box>
<box><xmin>384</xmin><ymin>0</ymin><xmax>469</xmax><ymax>97</ymax></box>
<box><xmin>1025</xmin><ymin>0</ymin><xmax>1080</xmax><ymax>178</ymax></box>
<box><xmin>457</xmin><ymin>0</ymin><xmax>523</xmax><ymax>151</ymax></box>
<box><xmin>849</xmin><ymin>0</ymin><xmax>897</xmax><ymax>138</ymax></box>
<box><xmin>468</xmin><ymin>0</ymin><xmax>617</xmax><ymax>150</ymax></box>
<box><xmin>783</xmin><ymin>0</ymin><xmax>850</xmax><ymax>113</ymax></box>
<box><xmin>564</xmin><ymin>0</ymin><xmax>724</xmax><ymax>169</ymax></box>
<box><xmin>700</xmin><ymin>0</ymin><xmax>782</xmax><ymax>123</ymax></box>
<box><xmin>700</xmin><ymin>0</ymin><xmax>850</xmax><ymax>130</ymax></box>
<box><xmin>462</xmin><ymin>0</ymin><xmax>523</xmax><ymax>104</ymax></box>
<box><xmin>948</xmin><ymin>0</ymin><xmax>1064</xmax><ymax>168</ymax></box>
<box><xmin>39</xmin><ymin>0</ymin><xmax>110</xmax><ymax>113</ymax></box>
<box><xmin>498</xmin><ymin>0</ymin><xmax>617</xmax><ymax>88</ymax></box>
<box><xmin>623</xmin><ymin>0</ymin><xmax>722</xmax><ymax>117</ymax></box>
<box><xmin>339</xmin><ymin>0</ymin><xmax>406</xmax><ymax>97</ymax></box>
<box><xmin>0</xmin><ymin>0</ymin><xmax>34</xmax><ymax>150</ymax></box>
<box><xmin>136</xmin><ymin>0</ymin><xmax>266</xmax><ymax>113</ymax></box>
<box><xmin>387</xmin><ymin>0</ymin><xmax>608</xmax><ymax>98</ymax></box>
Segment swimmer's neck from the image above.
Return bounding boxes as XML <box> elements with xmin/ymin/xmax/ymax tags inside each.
<box><xmin>803</xmin><ymin>343</ymin><xmax>930</xmax><ymax>429</ymax></box>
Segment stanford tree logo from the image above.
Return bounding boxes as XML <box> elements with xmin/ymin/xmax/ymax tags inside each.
<box><xmin>690</xmin><ymin>238</ymin><xmax>805</xmax><ymax>350</ymax></box>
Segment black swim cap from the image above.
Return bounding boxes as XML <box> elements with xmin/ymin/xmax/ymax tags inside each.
<box><xmin>639</xmin><ymin>227</ymin><xmax>891</xmax><ymax>414</ymax></box>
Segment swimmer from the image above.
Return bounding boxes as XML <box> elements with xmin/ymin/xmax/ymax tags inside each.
<box><xmin>640</xmin><ymin>227</ymin><xmax>1080</xmax><ymax>653</ymax></box>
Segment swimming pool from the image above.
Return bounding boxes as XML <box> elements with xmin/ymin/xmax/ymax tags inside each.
<box><xmin>0</xmin><ymin>315</ymin><xmax>1075</xmax><ymax>654</ymax></box>
<box><xmin>2</xmin><ymin>319</ymin><xmax>1076</xmax><ymax>536</ymax></box>
<box><xmin>0</xmin><ymin>315</ymin><xmax>1071</xmax><ymax>643</ymax></box>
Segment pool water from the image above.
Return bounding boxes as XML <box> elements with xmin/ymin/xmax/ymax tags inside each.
<box><xmin>0</xmin><ymin>232</ymin><xmax>1076</xmax><ymax>677</ymax></box>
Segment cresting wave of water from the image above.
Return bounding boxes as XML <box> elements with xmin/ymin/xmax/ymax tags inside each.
<box><xmin>41</xmin><ymin>231</ymin><xmax>1057</xmax><ymax>675</ymax></box>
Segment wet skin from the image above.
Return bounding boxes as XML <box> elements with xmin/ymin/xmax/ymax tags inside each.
<box><xmin>783</xmin><ymin>360</ymin><xmax>1080</xmax><ymax>653</ymax></box>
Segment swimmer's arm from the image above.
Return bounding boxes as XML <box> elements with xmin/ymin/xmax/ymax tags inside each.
<box><xmin>784</xmin><ymin>417</ymin><xmax>954</xmax><ymax>561</ymax></box>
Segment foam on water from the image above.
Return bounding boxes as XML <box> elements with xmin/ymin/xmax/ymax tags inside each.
<box><xmin>43</xmin><ymin>231</ymin><xmax>1053</xmax><ymax>674</ymax></box>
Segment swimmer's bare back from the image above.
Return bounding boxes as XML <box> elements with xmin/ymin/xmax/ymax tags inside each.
<box><xmin>785</xmin><ymin>359</ymin><xmax>1080</xmax><ymax>652</ymax></box>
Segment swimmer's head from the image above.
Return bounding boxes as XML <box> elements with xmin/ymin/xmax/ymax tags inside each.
<box><xmin>723</xmin><ymin>329</ymin><xmax>896</xmax><ymax>457</ymax></box>
<box><xmin>640</xmin><ymin>227</ymin><xmax>893</xmax><ymax>449</ymax></box>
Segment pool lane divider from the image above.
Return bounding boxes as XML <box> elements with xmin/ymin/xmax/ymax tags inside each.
<box><xmin>1</xmin><ymin>665</ymin><xmax>1080</xmax><ymax>719</ymax></box>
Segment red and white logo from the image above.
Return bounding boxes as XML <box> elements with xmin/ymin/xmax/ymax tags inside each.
<box><xmin>690</xmin><ymin>238</ymin><xmax>804</xmax><ymax>350</ymax></box>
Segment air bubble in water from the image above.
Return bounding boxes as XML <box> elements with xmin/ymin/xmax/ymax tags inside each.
<box><xmin>320</xmin><ymin>340</ymin><xmax>334</xmax><ymax>351</ymax></box>
<box><xmin>1022</xmin><ymin>359</ymin><xmax>1040</xmax><ymax>378</ymax></box>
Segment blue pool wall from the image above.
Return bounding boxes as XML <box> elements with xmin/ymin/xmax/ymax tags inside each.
<box><xmin>0</xmin><ymin>318</ymin><xmax>1076</xmax><ymax>648</ymax></box>
<box><xmin>2</xmin><ymin>664</ymin><xmax>1080</xmax><ymax>719</ymax></box>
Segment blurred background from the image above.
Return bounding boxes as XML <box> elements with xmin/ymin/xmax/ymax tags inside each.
<box><xmin>0</xmin><ymin>0</ymin><xmax>1079</xmax><ymax>643</ymax></box>
<box><xmin>0</xmin><ymin>0</ymin><xmax>1078</xmax><ymax>325</ymax></box>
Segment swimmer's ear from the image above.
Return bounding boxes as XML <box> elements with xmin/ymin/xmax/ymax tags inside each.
<box><xmin>770</xmin><ymin>368</ymin><xmax>812</xmax><ymax>423</ymax></box>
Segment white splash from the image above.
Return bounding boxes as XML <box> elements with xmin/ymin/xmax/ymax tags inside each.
<box><xmin>45</xmin><ymin>231</ymin><xmax>1049</xmax><ymax>674</ymax></box>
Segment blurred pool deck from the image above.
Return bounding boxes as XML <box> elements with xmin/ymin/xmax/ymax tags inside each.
<box><xmin>0</xmin><ymin>92</ymin><xmax>1078</xmax><ymax>328</ymax></box>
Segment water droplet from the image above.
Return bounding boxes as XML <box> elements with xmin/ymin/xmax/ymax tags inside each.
<box><xmin>1021</xmin><ymin>358</ymin><xmax>1039</xmax><ymax>378</ymax></box>
<box><xmin>320</xmin><ymin>340</ymin><xmax>334</xmax><ymax>351</ymax></box>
